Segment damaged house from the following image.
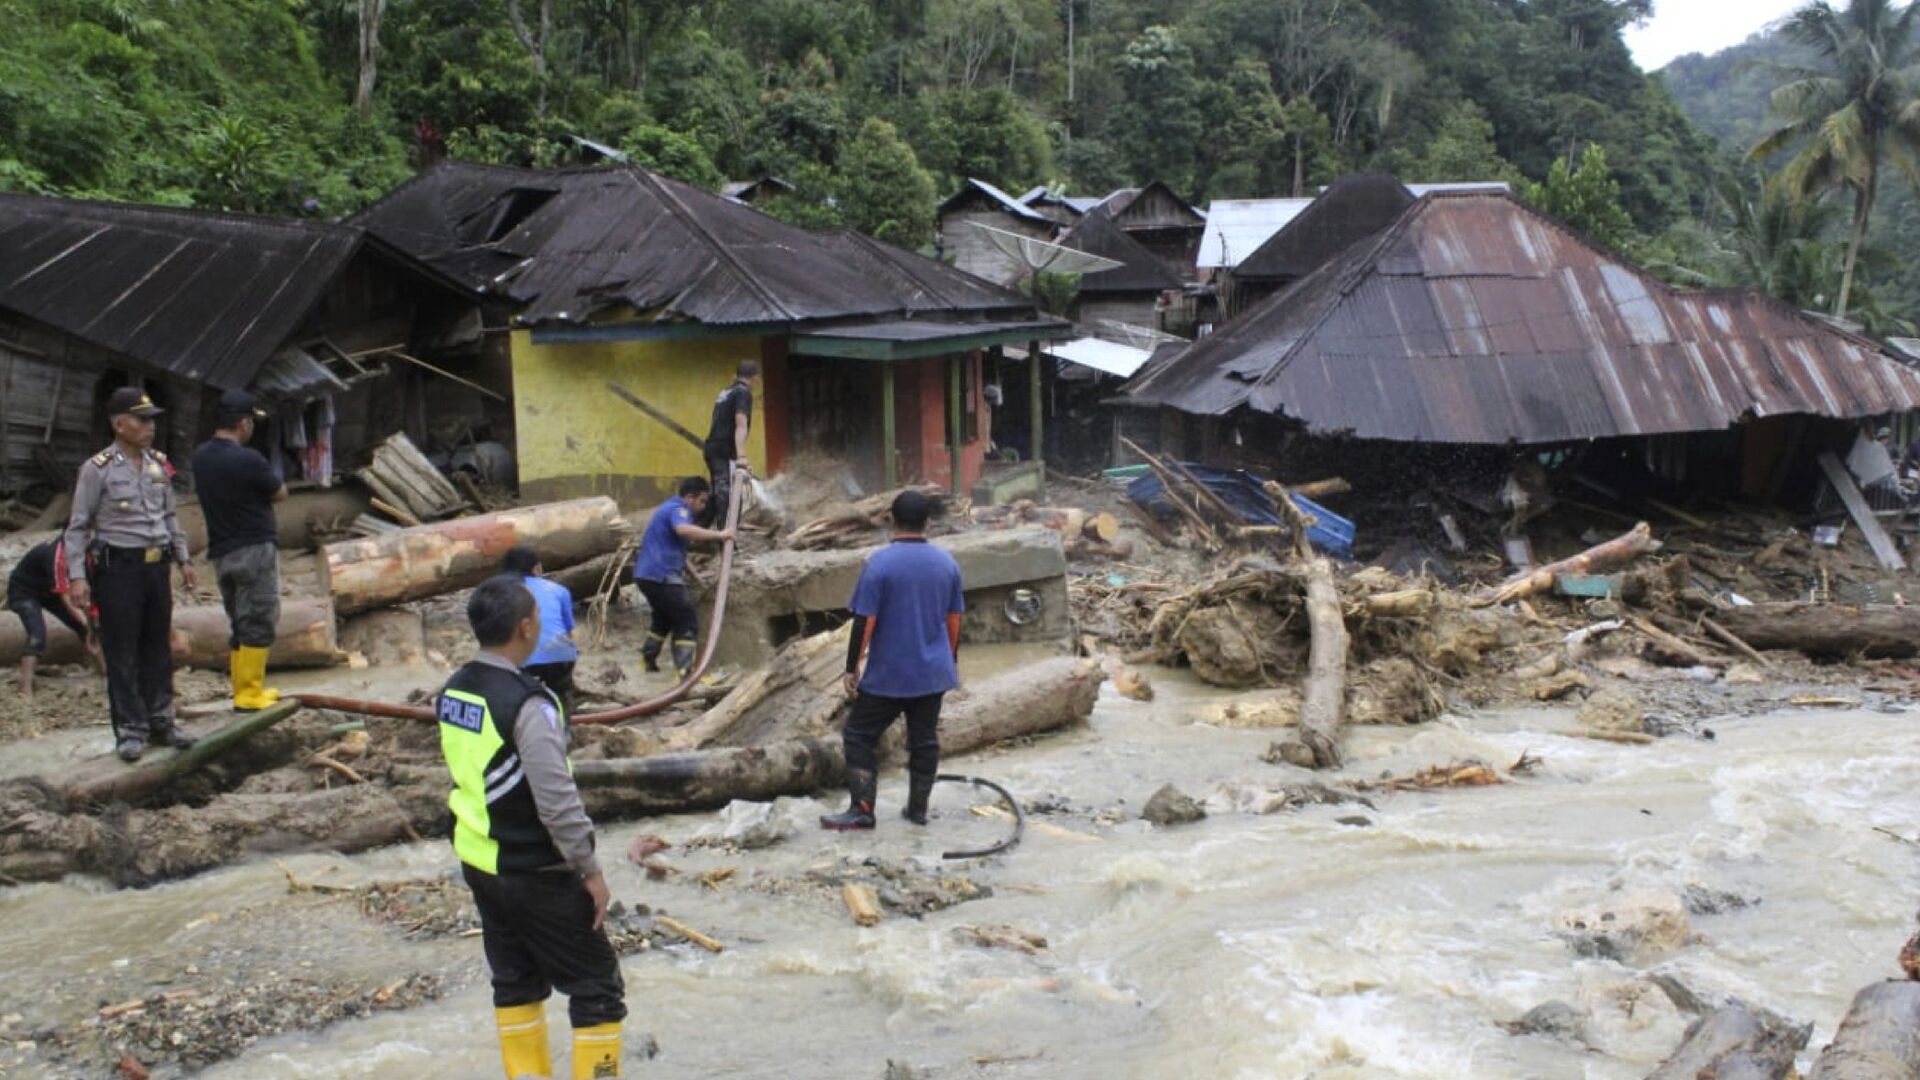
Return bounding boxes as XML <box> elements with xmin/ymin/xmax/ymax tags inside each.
<box><xmin>1120</xmin><ymin>185</ymin><xmax>1920</xmax><ymax>542</ymax></box>
<box><xmin>354</xmin><ymin>162</ymin><xmax>1069</xmax><ymax>504</ymax></box>
<box><xmin>0</xmin><ymin>194</ymin><xmax>487</xmax><ymax>520</ymax></box>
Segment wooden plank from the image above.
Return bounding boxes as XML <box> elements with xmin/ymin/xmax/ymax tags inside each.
<box><xmin>1817</xmin><ymin>450</ymin><xmax>1905</xmax><ymax>571</ymax></box>
<box><xmin>607</xmin><ymin>381</ymin><xmax>705</xmax><ymax>452</ymax></box>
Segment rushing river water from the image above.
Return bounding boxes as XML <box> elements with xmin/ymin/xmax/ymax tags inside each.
<box><xmin>3</xmin><ymin>658</ymin><xmax>1917</xmax><ymax>1079</ymax></box>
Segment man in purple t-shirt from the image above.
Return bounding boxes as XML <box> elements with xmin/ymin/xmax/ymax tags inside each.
<box><xmin>822</xmin><ymin>490</ymin><xmax>964</xmax><ymax>831</ymax></box>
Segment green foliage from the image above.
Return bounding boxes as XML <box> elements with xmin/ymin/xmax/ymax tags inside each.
<box><xmin>835</xmin><ymin>118</ymin><xmax>936</xmax><ymax>246</ymax></box>
<box><xmin>1021</xmin><ymin>270</ymin><xmax>1082</xmax><ymax>316</ymax></box>
<box><xmin>1392</xmin><ymin>101</ymin><xmax>1523</xmax><ymax>187</ymax></box>
<box><xmin>1527</xmin><ymin>144</ymin><xmax>1635</xmax><ymax>250</ymax></box>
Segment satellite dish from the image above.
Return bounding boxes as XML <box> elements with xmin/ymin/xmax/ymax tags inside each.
<box><xmin>970</xmin><ymin>222</ymin><xmax>1124</xmax><ymax>277</ymax></box>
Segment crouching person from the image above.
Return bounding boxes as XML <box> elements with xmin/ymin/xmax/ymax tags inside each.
<box><xmin>821</xmin><ymin>490</ymin><xmax>964</xmax><ymax>830</ymax></box>
<box><xmin>437</xmin><ymin>575</ymin><xmax>626</xmax><ymax>1078</ymax></box>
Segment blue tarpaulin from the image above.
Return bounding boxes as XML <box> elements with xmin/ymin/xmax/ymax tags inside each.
<box><xmin>1126</xmin><ymin>463</ymin><xmax>1355</xmax><ymax>559</ymax></box>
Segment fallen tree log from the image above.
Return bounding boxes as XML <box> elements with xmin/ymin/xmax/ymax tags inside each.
<box><xmin>1479</xmin><ymin>522</ymin><xmax>1656</xmax><ymax>606</ymax></box>
<box><xmin>1646</xmin><ymin>1001</ymin><xmax>1810</xmax><ymax>1080</ymax></box>
<box><xmin>56</xmin><ymin>700</ymin><xmax>304</xmax><ymax>807</ymax></box>
<box><xmin>1713</xmin><ymin>604</ymin><xmax>1920</xmax><ymax>660</ymax></box>
<box><xmin>0</xmin><ymin>596</ymin><xmax>341</xmax><ymax>670</ymax></box>
<box><xmin>663</xmin><ymin>627</ymin><xmax>849</xmax><ymax>751</ymax></box>
<box><xmin>1809</xmin><ymin>981</ymin><xmax>1920</xmax><ymax>1079</ymax></box>
<box><xmin>1266</xmin><ymin>482</ymin><xmax>1348</xmax><ymax>769</ymax></box>
<box><xmin>577</xmin><ymin>657</ymin><xmax>1102</xmax><ymax>818</ymax></box>
<box><xmin>322</xmin><ymin>496</ymin><xmax>624</xmax><ymax>615</ymax></box>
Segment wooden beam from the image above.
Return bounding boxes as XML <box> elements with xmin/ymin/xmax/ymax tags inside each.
<box><xmin>607</xmin><ymin>381</ymin><xmax>704</xmax><ymax>452</ymax></box>
<box><xmin>949</xmin><ymin>353</ymin><xmax>963</xmax><ymax>496</ymax></box>
<box><xmin>1817</xmin><ymin>450</ymin><xmax>1905</xmax><ymax>571</ymax></box>
<box><xmin>1029</xmin><ymin>340</ymin><xmax>1044</xmax><ymax>476</ymax></box>
<box><xmin>388</xmin><ymin>351</ymin><xmax>506</xmax><ymax>403</ymax></box>
<box><xmin>881</xmin><ymin>363</ymin><xmax>897</xmax><ymax>489</ymax></box>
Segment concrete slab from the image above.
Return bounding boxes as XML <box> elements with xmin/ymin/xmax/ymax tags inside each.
<box><xmin>695</xmin><ymin>527</ymin><xmax>1070</xmax><ymax>669</ymax></box>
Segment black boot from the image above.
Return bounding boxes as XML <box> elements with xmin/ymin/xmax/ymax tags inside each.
<box><xmin>670</xmin><ymin>638</ymin><xmax>697</xmax><ymax>682</ymax></box>
<box><xmin>641</xmin><ymin>634</ymin><xmax>664</xmax><ymax>674</ymax></box>
<box><xmin>902</xmin><ymin>772</ymin><xmax>935</xmax><ymax>826</ymax></box>
<box><xmin>820</xmin><ymin>769</ymin><xmax>877</xmax><ymax>831</ymax></box>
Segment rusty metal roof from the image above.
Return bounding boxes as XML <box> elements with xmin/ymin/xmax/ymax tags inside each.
<box><xmin>357</xmin><ymin>162</ymin><xmax>1030</xmax><ymax>327</ymax></box>
<box><xmin>1123</xmin><ymin>191</ymin><xmax>1920</xmax><ymax>443</ymax></box>
<box><xmin>0</xmin><ymin>194</ymin><xmax>366</xmax><ymax>389</ymax></box>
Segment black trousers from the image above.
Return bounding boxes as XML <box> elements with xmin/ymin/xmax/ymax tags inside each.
<box><xmin>93</xmin><ymin>549</ymin><xmax>173</xmax><ymax>740</ymax></box>
<box><xmin>703</xmin><ymin>451</ymin><xmax>732</xmax><ymax>527</ymax></box>
<box><xmin>843</xmin><ymin>690</ymin><xmax>943</xmax><ymax>777</ymax></box>
<box><xmin>463</xmin><ymin>864</ymin><xmax>627</xmax><ymax>1028</ymax></box>
<box><xmin>524</xmin><ymin>660</ymin><xmax>575</xmax><ymax>716</ymax></box>
<box><xmin>7</xmin><ymin>592</ymin><xmax>86</xmax><ymax>658</ymax></box>
<box><xmin>634</xmin><ymin>579</ymin><xmax>699</xmax><ymax>642</ymax></box>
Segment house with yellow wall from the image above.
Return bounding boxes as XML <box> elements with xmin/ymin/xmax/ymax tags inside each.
<box><xmin>355</xmin><ymin>162</ymin><xmax>1070</xmax><ymax>507</ymax></box>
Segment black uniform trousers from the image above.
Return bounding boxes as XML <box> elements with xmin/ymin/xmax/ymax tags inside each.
<box><xmin>703</xmin><ymin>451</ymin><xmax>733</xmax><ymax>527</ymax></box>
<box><xmin>843</xmin><ymin>691</ymin><xmax>944</xmax><ymax>777</ymax></box>
<box><xmin>634</xmin><ymin>579</ymin><xmax>699</xmax><ymax>643</ymax></box>
<box><xmin>92</xmin><ymin>547</ymin><xmax>174</xmax><ymax>741</ymax></box>
<box><xmin>462</xmin><ymin>864</ymin><xmax>627</xmax><ymax>1028</ymax></box>
<box><xmin>523</xmin><ymin>661</ymin><xmax>575</xmax><ymax>717</ymax></box>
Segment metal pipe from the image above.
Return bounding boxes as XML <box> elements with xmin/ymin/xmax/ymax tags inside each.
<box><xmin>295</xmin><ymin>466</ymin><xmax>749</xmax><ymax>726</ymax></box>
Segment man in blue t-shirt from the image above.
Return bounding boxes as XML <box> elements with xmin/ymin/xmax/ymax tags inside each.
<box><xmin>632</xmin><ymin>477</ymin><xmax>732</xmax><ymax>679</ymax></box>
<box><xmin>503</xmin><ymin>545</ymin><xmax>579</xmax><ymax>713</ymax></box>
<box><xmin>821</xmin><ymin>489</ymin><xmax>964</xmax><ymax>831</ymax></box>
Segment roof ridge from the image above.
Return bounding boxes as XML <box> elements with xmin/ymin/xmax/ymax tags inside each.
<box><xmin>624</xmin><ymin>167</ymin><xmax>799</xmax><ymax>322</ymax></box>
<box><xmin>836</xmin><ymin>230</ymin><xmax>962</xmax><ymax>309</ymax></box>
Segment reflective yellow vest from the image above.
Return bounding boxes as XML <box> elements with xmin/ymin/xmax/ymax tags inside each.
<box><xmin>437</xmin><ymin>662</ymin><xmax>566</xmax><ymax>874</ymax></box>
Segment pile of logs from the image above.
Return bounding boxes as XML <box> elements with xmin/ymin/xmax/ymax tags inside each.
<box><xmin>783</xmin><ymin>485</ymin><xmax>949</xmax><ymax>550</ymax></box>
<box><xmin>354</xmin><ymin>433</ymin><xmax>467</xmax><ymax>533</ymax></box>
<box><xmin>969</xmin><ymin>502</ymin><xmax>1127</xmax><ymax>559</ymax></box>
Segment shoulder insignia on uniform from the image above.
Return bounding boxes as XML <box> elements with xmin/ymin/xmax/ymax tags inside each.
<box><xmin>149</xmin><ymin>450</ymin><xmax>168</xmax><ymax>462</ymax></box>
<box><xmin>90</xmin><ymin>450</ymin><xmax>112</xmax><ymax>467</ymax></box>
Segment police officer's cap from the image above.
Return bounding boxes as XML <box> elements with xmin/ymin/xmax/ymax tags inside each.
<box><xmin>216</xmin><ymin>389</ymin><xmax>269</xmax><ymax>426</ymax></box>
<box><xmin>105</xmin><ymin>387</ymin><xmax>163</xmax><ymax>418</ymax></box>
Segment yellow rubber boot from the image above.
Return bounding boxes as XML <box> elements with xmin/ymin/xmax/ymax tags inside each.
<box><xmin>496</xmin><ymin>1003</ymin><xmax>552</xmax><ymax>1079</ymax></box>
<box><xmin>232</xmin><ymin>646</ymin><xmax>280</xmax><ymax>711</ymax></box>
<box><xmin>571</xmin><ymin>1022</ymin><xmax>621</xmax><ymax>1078</ymax></box>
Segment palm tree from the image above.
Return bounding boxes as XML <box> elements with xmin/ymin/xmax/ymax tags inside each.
<box><xmin>1750</xmin><ymin>0</ymin><xmax>1920</xmax><ymax>318</ymax></box>
<box><xmin>1716</xmin><ymin>172</ymin><xmax>1848</xmax><ymax>309</ymax></box>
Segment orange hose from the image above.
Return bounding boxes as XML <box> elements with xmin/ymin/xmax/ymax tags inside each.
<box><xmin>294</xmin><ymin>467</ymin><xmax>748</xmax><ymax>726</ymax></box>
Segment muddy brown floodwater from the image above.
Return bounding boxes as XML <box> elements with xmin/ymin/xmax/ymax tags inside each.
<box><xmin>1</xmin><ymin>651</ymin><xmax>1916</xmax><ymax>1079</ymax></box>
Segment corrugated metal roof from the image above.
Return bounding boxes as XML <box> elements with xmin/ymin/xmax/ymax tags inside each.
<box><xmin>1197</xmin><ymin>198</ymin><xmax>1314</xmax><ymax>270</ymax></box>
<box><xmin>1123</xmin><ymin>191</ymin><xmax>1920</xmax><ymax>443</ymax></box>
<box><xmin>356</xmin><ymin>163</ymin><xmax>1029</xmax><ymax>327</ymax></box>
<box><xmin>1403</xmin><ymin>181</ymin><xmax>1513</xmax><ymax>197</ymax></box>
<box><xmin>938</xmin><ymin>178</ymin><xmax>1052</xmax><ymax>223</ymax></box>
<box><xmin>1057</xmin><ymin>208</ymin><xmax>1182</xmax><ymax>295</ymax></box>
<box><xmin>1234</xmin><ymin>174</ymin><xmax>1414</xmax><ymax>281</ymax></box>
<box><xmin>0</xmin><ymin>194</ymin><xmax>364</xmax><ymax>389</ymax></box>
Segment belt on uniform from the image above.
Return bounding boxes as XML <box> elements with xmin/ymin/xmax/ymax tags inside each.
<box><xmin>98</xmin><ymin>544</ymin><xmax>168</xmax><ymax>565</ymax></box>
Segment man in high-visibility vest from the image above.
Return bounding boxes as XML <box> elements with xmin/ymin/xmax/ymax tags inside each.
<box><xmin>437</xmin><ymin>575</ymin><xmax>626</xmax><ymax>1079</ymax></box>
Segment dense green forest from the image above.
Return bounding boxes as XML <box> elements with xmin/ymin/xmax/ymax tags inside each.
<box><xmin>11</xmin><ymin>0</ymin><xmax>1920</xmax><ymax>332</ymax></box>
<box><xmin>0</xmin><ymin>0</ymin><xmax>1716</xmax><ymax>236</ymax></box>
<box><xmin>1658</xmin><ymin>5</ymin><xmax>1920</xmax><ymax>329</ymax></box>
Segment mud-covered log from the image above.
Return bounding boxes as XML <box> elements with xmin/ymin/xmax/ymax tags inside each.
<box><xmin>577</xmin><ymin>657</ymin><xmax>1102</xmax><ymax>818</ymax></box>
<box><xmin>0</xmin><ymin>596</ymin><xmax>340</xmax><ymax>670</ymax></box>
<box><xmin>1481</xmin><ymin>522</ymin><xmax>1656</xmax><ymax>606</ymax></box>
<box><xmin>1713</xmin><ymin>604</ymin><xmax>1920</xmax><ymax>660</ymax></box>
<box><xmin>1646</xmin><ymin>1001</ymin><xmax>1810</xmax><ymax>1080</ymax></box>
<box><xmin>322</xmin><ymin>497</ymin><xmax>624</xmax><ymax>614</ymax></box>
<box><xmin>1293</xmin><ymin>559</ymin><xmax>1350</xmax><ymax>768</ymax></box>
<box><xmin>666</xmin><ymin>628</ymin><xmax>849</xmax><ymax>751</ymax></box>
<box><xmin>123</xmin><ymin>784</ymin><xmax>429</xmax><ymax>885</ymax></box>
<box><xmin>1808</xmin><ymin>981</ymin><xmax>1920</xmax><ymax>1080</ymax></box>
<box><xmin>57</xmin><ymin>700</ymin><xmax>304</xmax><ymax>807</ymax></box>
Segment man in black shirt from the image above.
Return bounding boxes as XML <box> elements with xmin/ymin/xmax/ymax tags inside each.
<box><xmin>7</xmin><ymin>539</ymin><xmax>98</xmax><ymax>697</ymax></box>
<box><xmin>701</xmin><ymin>360</ymin><xmax>759</xmax><ymax>525</ymax></box>
<box><xmin>191</xmin><ymin>390</ymin><xmax>287</xmax><ymax>711</ymax></box>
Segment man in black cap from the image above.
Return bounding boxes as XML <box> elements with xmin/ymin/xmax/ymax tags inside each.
<box><xmin>192</xmin><ymin>390</ymin><xmax>287</xmax><ymax>711</ymax></box>
<box><xmin>66</xmin><ymin>387</ymin><xmax>198</xmax><ymax>761</ymax></box>
<box><xmin>701</xmin><ymin>360</ymin><xmax>759</xmax><ymax>526</ymax></box>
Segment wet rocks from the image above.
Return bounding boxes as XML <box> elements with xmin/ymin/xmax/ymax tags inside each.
<box><xmin>1140</xmin><ymin>784</ymin><xmax>1205</xmax><ymax>826</ymax></box>
<box><xmin>1682</xmin><ymin>884</ymin><xmax>1759</xmax><ymax>916</ymax></box>
<box><xmin>1203</xmin><ymin>780</ymin><xmax>1373</xmax><ymax>816</ymax></box>
<box><xmin>1501</xmin><ymin>1000</ymin><xmax>1587</xmax><ymax>1043</ymax></box>
<box><xmin>783</xmin><ymin>856</ymin><xmax>992</xmax><ymax>919</ymax></box>
<box><xmin>1578</xmin><ymin>690</ymin><xmax>1647</xmax><ymax>737</ymax></box>
<box><xmin>1555</xmin><ymin>890</ymin><xmax>1692</xmax><ymax>964</ymax></box>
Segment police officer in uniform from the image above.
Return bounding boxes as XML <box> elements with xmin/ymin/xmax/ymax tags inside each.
<box><xmin>66</xmin><ymin>388</ymin><xmax>199</xmax><ymax>761</ymax></box>
<box><xmin>438</xmin><ymin>575</ymin><xmax>626</xmax><ymax>1079</ymax></box>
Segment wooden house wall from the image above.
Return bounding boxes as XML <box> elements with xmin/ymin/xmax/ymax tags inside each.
<box><xmin>937</xmin><ymin>210</ymin><xmax>1048</xmax><ymax>286</ymax></box>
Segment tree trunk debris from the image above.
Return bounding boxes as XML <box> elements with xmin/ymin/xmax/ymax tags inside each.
<box><xmin>1645</xmin><ymin>1001</ymin><xmax>1810</xmax><ymax>1080</ymax></box>
<box><xmin>1808</xmin><ymin>981</ymin><xmax>1920</xmax><ymax>1080</ymax></box>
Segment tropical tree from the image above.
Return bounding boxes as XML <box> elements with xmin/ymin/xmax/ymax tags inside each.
<box><xmin>1712</xmin><ymin>173</ymin><xmax>1849</xmax><ymax>309</ymax></box>
<box><xmin>1529</xmin><ymin>143</ymin><xmax>1634</xmax><ymax>250</ymax></box>
<box><xmin>1750</xmin><ymin>0</ymin><xmax>1920</xmax><ymax>318</ymax></box>
<box><xmin>835</xmin><ymin>117</ymin><xmax>936</xmax><ymax>245</ymax></box>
